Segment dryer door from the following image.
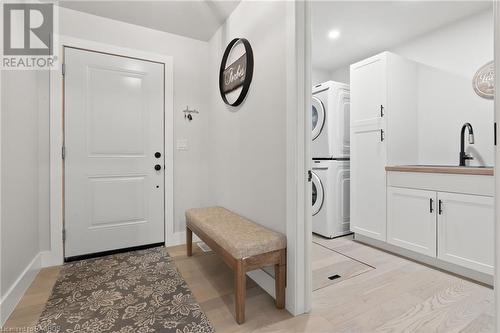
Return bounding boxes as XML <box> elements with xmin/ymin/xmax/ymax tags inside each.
<box><xmin>312</xmin><ymin>171</ymin><xmax>324</xmax><ymax>216</ymax></box>
<box><xmin>312</xmin><ymin>96</ymin><xmax>325</xmax><ymax>141</ymax></box>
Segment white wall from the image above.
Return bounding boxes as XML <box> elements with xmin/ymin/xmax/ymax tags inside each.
<box><xmin>330</xmin><ymin>66</ymin><xmax>349</xmax><ymax>84</ymax></box>
<box><xmin>206</xmin><ymin>1</ymin><xmax>287</xmax><ymax>235</ymax></box>
<box><xmin>311</xmin><ymin>68</ymin><xmax>330</xmax><ymax>86</ymax></box>
<box><xmin>1</xmin><ymin>70</ymin><xmax>44</xmax><ymax>324</ymax></box>
<box><xmin>55</xmin><ymin>7</ymin><xmax>212</xmax><ymax>243</ymax></box>
<box><xmin>393</xmin><ymin>10</ymin><xmax>494</xmax><ymax>166</ymax></box>
<box><xmin>207</xmin><ymin>0</ymin><xmax>288</xmax><ymax>233</ymax></box>
<box><xmin>327</xmin><ymin>10</ymin><xmax>493</xmax><ymax>166</ymax></box>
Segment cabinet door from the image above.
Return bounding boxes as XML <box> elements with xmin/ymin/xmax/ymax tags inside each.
<box><xmin>437</xmin><ymin>192</ymin><xmax>494</xmax><ymax>275</ymax></box>
<box><xmin>350</xmin><ymin>124</ymin><xmax>386</xmax><ymax>241</ymax></box>
<box><xmin>350</xmin><ymin>54</ymin><xmax>387</xmax><ymax>124</ymax></box>
<box><xmin>387</xmin><ymin>187</ymin><xmax>437</xmax><ymax>256</ymax></box>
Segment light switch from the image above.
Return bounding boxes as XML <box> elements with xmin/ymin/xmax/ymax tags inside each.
<box><xmin>176</xmin><ymin>139</ymin><xmax>188</xmax><ymax>151</ymax></box>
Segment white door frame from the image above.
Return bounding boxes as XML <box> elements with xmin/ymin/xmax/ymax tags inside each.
<box><xmin>494</xmin><ymin>1</ymin><xmax>499</xmax><ymax>329</ymax></box>
<box><xmin>43</xmin><ymin>35</ymin><xmax>174</xmax><ymax>267</ymax></box>
<box><xmin>285</xmin><ymin>1</ymin><xmax>312</xmax><ymax>315</ymax></box>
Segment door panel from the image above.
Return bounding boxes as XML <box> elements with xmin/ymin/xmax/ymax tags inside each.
<box><xmin>437</xmin><ymin>192</ymin><xmax>494</xmax><ymax>275</ymax></box>
<box><xmin>350</xmin><ymin>55</ymin><xmax>386</xmax><ymax>124</ymax></box>
<box><xmin>64</xmin><ymin>47</ymin><xmax>165</xmax><ymax>258</ymax></box>
<box><xmin>350</xmin><ymin>124</ymin><xmax>386</xmax><ymax>241</ymax></box>
<box><xmin>387</xmin><ymin>187</ymin><xmax>437</xmax><ymax>256</ymax></box>
<box><xmin>87</xmin><ymin>67</ymin><xmax>147</xmax><ymax>156</ymax></box>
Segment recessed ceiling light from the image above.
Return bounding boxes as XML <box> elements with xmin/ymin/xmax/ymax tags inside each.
<box><xmin>328</xmin><ymin>29</ymin><xmax>341</xmax><ymax>40</ymax></box>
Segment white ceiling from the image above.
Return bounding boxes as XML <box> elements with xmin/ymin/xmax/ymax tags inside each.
<box><xmin>58</xmin><ymin>0</ymin><xmax>241</xmax><ymax>41</ymax></box>
<box><xmin>312</xmin><ymin>1</ymin><xmax>492</xmax><ymax>71</ymax></box>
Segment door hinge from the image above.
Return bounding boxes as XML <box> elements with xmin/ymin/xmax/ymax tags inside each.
<box><xmin>61</xmin><ymin>145</ymin><xmax>66</xmax><ymax>159</ymax></box>
<box><xmin>307</xmin><ymin>170</ymin><xmax>312</xmax><ymax>182</ymax></box>
<box><xmin>62</xmin><ymin>63</ymin><xmax>66</xmax><ymax>76</ymax></box>
<box><xmin>62</xmin><ymin>229</ymin><xmax>66</xmax><ymax>241</ymax></box>
<box><xmin>494</xmin><ymin>122</ymin><xmax>497</xmax><ymax>146</ymax></box>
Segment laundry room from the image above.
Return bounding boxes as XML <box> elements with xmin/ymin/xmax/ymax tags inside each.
<box><xmin>309</xmin><ymin>1</ymin><xmax>495</xmax><ymax>329</ymax></box>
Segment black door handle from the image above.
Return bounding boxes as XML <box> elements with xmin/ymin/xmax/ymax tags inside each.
<box><xmin>430</xmin><ymin>198</ymin><xmax>434</xmax><ymax>213</ymax></box>
<box><xmin>438</xmin><ymin>200</ymin><xmax>443</xmax><ymax>215</ymax></box>
<box><xmin>154</xmin><ymin>164</ymin><xmax>161</xmax><ymax>171</ymax></box>
<box><xmin>155</xmin><ymin>152</ymin><xmax>161</xmax><ymax>158</ymax></box>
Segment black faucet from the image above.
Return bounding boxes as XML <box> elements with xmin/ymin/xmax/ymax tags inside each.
<box><xmin>459</xmin><ymin>123</ymin><xmax>474</xmax><ymax>166</ymax></box>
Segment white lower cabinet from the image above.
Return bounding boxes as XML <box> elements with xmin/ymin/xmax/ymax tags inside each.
<box><xmin>437</xmin><ymin>192</ymin><xmax>494</xmax><ymax>275</ymax></box>
<box><xmin>387</xmin><ymin>187</ymin><xmax>437</xmax><ymax>257</ymax></box>
<box><xmin>386</xmin><ymin>186</ymin><xmax>494</xmax><ymax>276</ymax></box>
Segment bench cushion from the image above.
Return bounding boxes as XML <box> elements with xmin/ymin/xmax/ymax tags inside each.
<box><xmin>186</xmin><ymin>207</ymin><xmax>286</xmax><ymax>259</ymax></box>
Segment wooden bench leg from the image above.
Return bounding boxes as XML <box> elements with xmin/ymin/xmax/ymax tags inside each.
<box><xmin>186</xmin><ymin>226</ymin><xmax>193</xmax><ymax>257</ymax></box>
<box><xmin>275</xmin><ymin>263</ymin><xmax>286</xmax><ymax>309</ymax></box>
<box><xmin>235</xmin><ymin>260</ymin><xmax>246</xmax><ymax>324</ymax></box>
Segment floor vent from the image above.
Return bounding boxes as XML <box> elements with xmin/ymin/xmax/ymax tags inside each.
<box><xmin>328</xmin><ymin>274</ymin><xmax>341</xmax><ymax>280</ymax></box>
<box><xmin>197</xmin><ymin>242</ymin><xmax>212</xmax><ymax>253</ymax></box>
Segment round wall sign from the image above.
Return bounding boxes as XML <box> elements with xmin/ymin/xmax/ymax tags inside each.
<box><xmin>473</xmin><ymin>61</ymin><xmax>494</xmax><ymax>100</ymax></box>
<box><xmin>219</xmin><ymin>38</ymin><xmax>254</xmax><ymax>106</ymax></box>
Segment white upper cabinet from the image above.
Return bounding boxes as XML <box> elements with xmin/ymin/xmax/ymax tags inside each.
<box><xmin>387</xmin><ymin>187</ymin><xmax>437</xmax><ymax>257</ymax></box>
<box><xmin>350</xmin><ymin>123</ymin><xmax>387</xmax><ymax>241</ymax></box>
<box><xmin>437</xmin><ymin>192</ymin><xmax>494</xmax><ymax>275</ymax></box>
<box><xmin>350</xmin><ymin>54</ymin><xmax>387</xmax><ymax>125</ymax></box>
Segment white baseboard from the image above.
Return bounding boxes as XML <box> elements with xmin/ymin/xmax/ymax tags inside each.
<box><xmin>0</xmin><ymin>253</ymin><xmax>41</xmax><ymax>327</ymax></box>
<box><xmin>39</xmin><ymin>232</ymin><xmax>198</xmax><ymax>269</ymax></box>
<box><xmin>247</xmin><ymin>269</ymin><xmax>276</xmax><ymax>299</ymax></box>
<box><xmin>40</xmin><ymin>250</ymin><xmax>63</xmax><ymax>268</ymax></box>
<box><xmin>169</xmin><ymin>234</ymin><xmax>279</xmax><ymax>301</ymax></box>
<box><xmin>166</xmin><ymin>231</ymin><xmax>200</xmax><ymax>248</ymax></box>
<box><xmin>355</xmin><ymin>234</ymin><xmax>494</xmax><ymax>286</ymax></box>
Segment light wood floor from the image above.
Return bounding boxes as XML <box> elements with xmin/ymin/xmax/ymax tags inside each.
<box><xmin>3</xmin><ymin>236</ymin><xmax>494</xmax><ymax>332</ymax></box>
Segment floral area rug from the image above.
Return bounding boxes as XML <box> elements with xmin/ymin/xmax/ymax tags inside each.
<box><xmin>36</xmin><ymin>246</ymin><xmax>214</xmax><ymax>333</ymax></box>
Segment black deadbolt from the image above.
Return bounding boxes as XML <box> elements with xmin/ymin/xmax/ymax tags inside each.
<box><xmin>155</xmin><ymin>152</ymin><xmax>161</xmax><ymax>158</ymax></box>
<box><xmin>154</xmin><ymin>164</ymin><xmax>161</xmax><ymax>171</ymax></box>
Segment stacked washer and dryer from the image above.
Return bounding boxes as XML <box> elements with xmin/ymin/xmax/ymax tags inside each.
<box><xmin>311</xmin><ymin>81</ymin><xmax>351</xmax><ymax>238</ymax></box>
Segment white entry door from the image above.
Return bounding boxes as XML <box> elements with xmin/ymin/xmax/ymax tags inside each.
<box><xmin>64</xmin><ymin>47</ymin><xmax>165</xmax><ymax>258</ymax></box>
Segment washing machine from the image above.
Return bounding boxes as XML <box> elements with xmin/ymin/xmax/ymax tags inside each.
<box><xmin>312</xmin><ymin>159</ymin><xmax>351</xmax><ymax>238</ymax></box>
<box><xmin>312</xmin><ymin>81</ymin><xmax>350</xmax><ymax>159</ymax></box>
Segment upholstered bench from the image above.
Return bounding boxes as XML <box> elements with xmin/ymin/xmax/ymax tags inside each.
<box><xmin>185</xmin><ymin>206</ymin><xmax>287</xmax><ymax>324</ymax></box>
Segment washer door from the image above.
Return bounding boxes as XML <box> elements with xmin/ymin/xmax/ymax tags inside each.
<box><xmin>312</xmin><ymin>96</ymin><xmax>325</xmax><ymax>141</ymax></box>
<box><xmin>311</xmin><ymin>171</ymin><xmax>324</xmax><ymax>216</ymax></box>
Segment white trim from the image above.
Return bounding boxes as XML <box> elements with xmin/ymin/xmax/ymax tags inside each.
<box><xmin>494</xmin><ymin>1</ymin><xmax>500</xmax><ymax>329</ymax></box>
<box><xmin>356</xmin><ymin>234</ymin><xmax>493</xmax><ymax>286</ymax></box>
<box><xmin>247</xmin><ymin>270</ymin><xmax>276</xmax><ymax>298</ymax></box>
<box><xmin>48</xmin><ymin>35</ymin><xmax>175</xmax><ymax>266</ymax></box>
<box><xmin>0</xmin><ymin>253</ymin><xmax>41</xmax><ymax>326</ymax></box>
<box><xmin>285</xmin><ymin>1</ymin><xmax>311</xmax><ymax>315</ymax></box>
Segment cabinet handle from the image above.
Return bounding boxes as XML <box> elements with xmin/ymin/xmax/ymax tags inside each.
<box><xmin>380</xmin><ymin>105</ymin><xmax>384</xmax><ymax>117</ymax></box>
<box><xmin>438</xmin><ymin>200</ymin><xmax>443</xmax><ymax>215</ymax></box>
<box><xmin>380</xmin><ymin>129</ymin><xmax>385</xmax><ymax>142</ymax></box>
<box><xmin>429</xmin><ymin>198</ymin><xmax>434</xmax><ymax>213</ymax></box>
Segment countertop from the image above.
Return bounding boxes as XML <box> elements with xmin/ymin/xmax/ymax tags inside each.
<box><xmin>385</xmin><ymin>165</ymin><xmax>494</xmax><ymax>176</ymax></box>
